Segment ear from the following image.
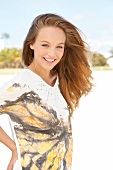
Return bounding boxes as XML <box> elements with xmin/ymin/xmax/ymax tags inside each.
<box><xmin>30</xmin><ymin>44</ymin><xmax>34</xmax><ymax>50</ymax></box>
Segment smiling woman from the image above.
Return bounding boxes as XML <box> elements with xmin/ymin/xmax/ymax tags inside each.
<box><xmin>0</xmin><ymin>13</ymin><xmax>93</xmax><ymax>170</ymax></box>
<box><xmin>28</xmin><ymin>26</ymin><xmax>66</xmax><ymax>86</ymax></box>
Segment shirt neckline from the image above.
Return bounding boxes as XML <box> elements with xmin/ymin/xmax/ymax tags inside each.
<box><xmin>23</xmin><ymin>68</ymin><xmax>59</xmax><ymax>89</ymax></box>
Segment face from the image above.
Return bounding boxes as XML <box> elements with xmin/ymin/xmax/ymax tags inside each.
<box><xmin>30</xmin><ymin>26</ymin><xmax>66</xmax><ymax>71</ymax></box>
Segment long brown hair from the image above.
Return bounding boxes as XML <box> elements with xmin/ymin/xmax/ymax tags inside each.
<box><xmin>22</xmin><ymin>13</ymin><xmax>93</xmax><ymax>115</ymax></box>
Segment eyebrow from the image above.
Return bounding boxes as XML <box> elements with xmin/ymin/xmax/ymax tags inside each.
<box><xmin>41</xmin><ymin>41</ymin><xmax>65</xmax><ymax>45</ymax></box>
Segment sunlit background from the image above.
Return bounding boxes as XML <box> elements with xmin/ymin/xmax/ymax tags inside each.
<box><xmin>0</xmin><ymin>0</ymin><xmax>113</xmax><ymax>169</ymax></box>
<box><xmin>0</xmin><ymin>0</ymin><xmax>113</xmax><ymax>55</ymax></box>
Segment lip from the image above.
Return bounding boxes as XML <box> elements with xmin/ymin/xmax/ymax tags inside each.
<box><xmin>43</xmin><ymin>57</ymin><xmax>56</xmax><ymax>63</ymax></box>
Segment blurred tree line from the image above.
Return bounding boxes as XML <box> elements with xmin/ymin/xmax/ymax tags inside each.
<box><xmin>0</xmin><ymin>48</ymin><xmax>23</xmax><ymax>68</ymax></box>
<box><xmin>0</xmin><ymin>47</ymin><xmax>111</xmax><ymax>68</ymax></box>
<box><xmin>91</xmin><ymin>52</ymin><xmax>108</xmax><ymax>67</ymax></box>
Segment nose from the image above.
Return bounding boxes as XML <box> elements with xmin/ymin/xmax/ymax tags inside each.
<box><xmin>48</xmin><ymin>48</ymin><xmax>56</xmax><ymax>58</ymax></box>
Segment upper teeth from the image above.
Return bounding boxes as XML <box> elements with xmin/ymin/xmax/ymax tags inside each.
<box><xmin>44</xmin><ymin>58</ymin><xmax>55</xmax><ymax>62</ymax></box>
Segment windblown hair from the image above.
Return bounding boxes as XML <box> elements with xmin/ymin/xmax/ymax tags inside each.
<box><xmin>22</xmin><ymin>13</ymin><xmax>93</xmax><ymax>115</ymax></box>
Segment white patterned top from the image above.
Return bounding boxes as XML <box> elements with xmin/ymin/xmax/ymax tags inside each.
<box><xmin>0</xmin><ymin>69</ymin><xmax>73</xmax><ymax>170</ymax></box>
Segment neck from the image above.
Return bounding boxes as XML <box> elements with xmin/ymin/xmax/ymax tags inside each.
<box><xmin>28</xmin><ymin>61</ymin><xmax>57</xmax><ymax>86</ymax></box>
<box><xmin>35</xmin><ymin>66</ymin><xmax>51</xmax><ymax>81</ymax></box>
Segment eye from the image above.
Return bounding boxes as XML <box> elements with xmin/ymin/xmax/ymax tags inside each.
<box><xmin>56</xmin><ymin>46</ymin><xmax>63</xmax><ymax>49</ymax></box>
<box><xmin>41</xmin><ymin>44</ymin><xmax>49</xmax><ymax>47</ymax></box>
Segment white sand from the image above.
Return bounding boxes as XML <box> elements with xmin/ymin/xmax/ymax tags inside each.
<box><xmin>72</xmin><ymin>71</ymin><xmax>113</xmax><ymax>170</ymax></box>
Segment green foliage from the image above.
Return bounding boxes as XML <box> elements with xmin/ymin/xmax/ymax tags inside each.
<box><xmin>91</xmin><ymin>52</ymin><xmax>109</xmax><ymax>67</ymax></box>
<box><xmin>0</xmin><ymin>48</ymin><xmax>23</xmax><ymax>68</ymax></box>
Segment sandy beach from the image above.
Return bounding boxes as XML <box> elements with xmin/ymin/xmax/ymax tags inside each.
<box><xmin>72</xmin><ymin>70</ymin><xmax>113</xmax><ymax>170</ymax></box>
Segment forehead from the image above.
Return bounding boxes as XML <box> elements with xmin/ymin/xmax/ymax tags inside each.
<box><xmin>37</xmin><ymin>26</ymin><xmax>66</xmax><ymax>42</ymax></box>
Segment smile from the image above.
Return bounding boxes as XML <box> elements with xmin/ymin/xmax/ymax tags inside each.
<box><xmin>44</xmin><ymin>57</ymin><xmax>56</xmax><ymax>62</ymax></box>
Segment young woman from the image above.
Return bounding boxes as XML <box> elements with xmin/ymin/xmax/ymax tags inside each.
<box><xmin>0</xmin><ymin>13</ymin><xmax>93</xmax><ymax>170</ymax></box>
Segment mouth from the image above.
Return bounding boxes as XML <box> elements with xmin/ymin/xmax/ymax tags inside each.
<box><xmin>44</xmin><ymin>57</ymin><xmax>56</xmax><ymax>63</ymax></box>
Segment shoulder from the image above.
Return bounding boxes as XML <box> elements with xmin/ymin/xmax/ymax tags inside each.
<box><xmin>0</xmin><ymin>69</ymin><xmax>25</xmax><ymax>94</ymax></box>
<box><xmin>0</xmin><ymin>69</ymin><xmax>33</xmax><ymax>105</ymax></box>
<box><xmin>0</xmin><ymin>69</ymin><xmax>43</xmax><ymax>102</ymax></box>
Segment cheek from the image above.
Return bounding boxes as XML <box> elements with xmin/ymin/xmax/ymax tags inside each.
<box><xmin>58</xmin><ymin>50</ymin><xmax>64</xmax><ymax>59</ymax></box>
<box><xmin>34</xmin><ymin>48</ymin><xmax>45</xmax><ymax>57</ymax></box>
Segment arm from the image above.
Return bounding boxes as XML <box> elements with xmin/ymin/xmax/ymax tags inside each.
<box><xmin>0</xmin><ymin>127</ymin><xmax>18</xmax><ymax>170</ymax></box>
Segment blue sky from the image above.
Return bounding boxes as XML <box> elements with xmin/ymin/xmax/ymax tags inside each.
<box><xmin>0</xmin><ymin>0</ymin><xmax>113</xmax><ymax>56</ymax></box>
